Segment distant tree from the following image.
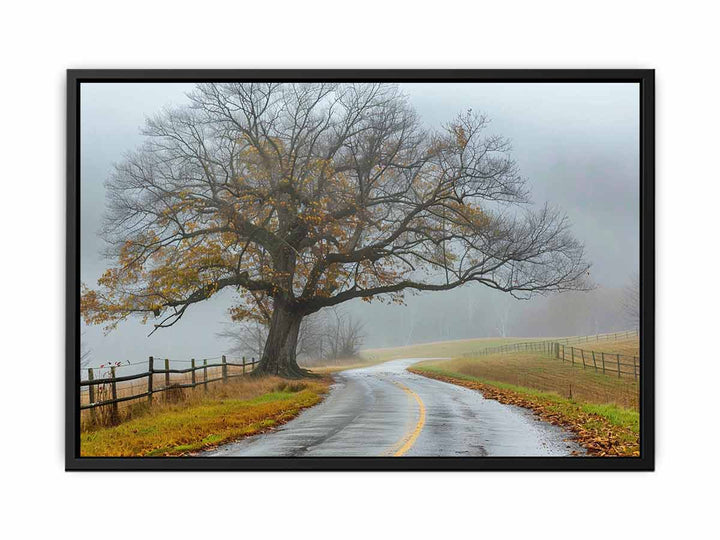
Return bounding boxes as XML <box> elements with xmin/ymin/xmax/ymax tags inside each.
<box><xmin>80</xmin><ymin>330</ymin><xmax>92</xmax><ymax>367</ymax></box>
<box><xmin>322</xmin><ymin>308</ymin><xmax>366</xmax><ymax>360</ymax></box>
<box><xmin>82</xmin><ymin>83</ymin><xmax>591</xmax><ymax>377</ymax></box>
<box><xmin>217</xmin><ymin>321</ymin><xmax>267</xmax><ymax>360</ymax></box>
<box><xmin>620</xmin><ymin>273</ymin><xmax>640</xmax><ymax>329</ymax></box>
<box><xmin>403</xmin><ymin>303</ymin><xmax>421</xmax><ymax>346</ymax></box>
<box><xmin>494</xmin><ymin>296</ymin><xmax>512</xmax><ymax>338</ymax></box>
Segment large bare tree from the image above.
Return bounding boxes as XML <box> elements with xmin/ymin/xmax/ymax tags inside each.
<box><xmin>82</xmin><ymin>83</ymin><xmax>590</xmax><ymax>377</ymax></box>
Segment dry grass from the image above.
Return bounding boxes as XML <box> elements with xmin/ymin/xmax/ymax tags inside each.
<box><xmin>557</xmin><ymin>336</ymin><xmax>641</xmax><ymax>379</ymax></box>
<box><xmin>310</xmin><ymin>363</ymin><xmax>372</xmax><ymax>374</ymax></box>
<box><xmin>570</xmin><ymin>337</ymin><xmax>639</xmax><ymax>356</ymax></box>
<box><xmin>80</xmin><ymin>376</ymin><xmax>330</xmax><ymax>456</ymax></box>
<box><xmin>361</xmin><ymin>337</ymin><xmax>519</xmax><ymax>363</ymax></box>
<box><xmin>418</xmin><ymin>351</ymin><xmax>639</xmax><ymax>409</ymax></box>
<box><xmin>359</xmin><ymin>333</ymin><xmax>639</xmax><ymax>364</ymax></box>
<box><xmin>305</xmin><ymin>356</ymin><xmax>390</xmax><ymax>374</ymax></box>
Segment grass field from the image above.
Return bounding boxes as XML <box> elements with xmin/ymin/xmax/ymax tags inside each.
<box><xmin>570</xmin><ymin>337</ymin><xmax>639</xmax><ymax>356</ymax></box>
<box><xmin>302</xmin><ymin>355</ymin><xmax>393</xmax><ymax>374</ymax></box>
<box><xmin>361</xmin><ymin>337</ymin><xmax>519</xmax><ymax>363</ymax></box>
<box><xmin>364</xmin><ymin>333</ymin><xmax>640</xmax><ymax>409</ymax></box>
<box><xmin>308</xmin><ymin>359</ymin><xmax>384</xmax><ymax>374</ymax></box>
<box><xmin>420</xmin><ymin>350</ymin><xmax>639</xmax><ymax>409</ymax></box>
<box><xmin>81</xmin><ymin>377</ymin><xmax>330</xmax><ymax>456</ymax></box>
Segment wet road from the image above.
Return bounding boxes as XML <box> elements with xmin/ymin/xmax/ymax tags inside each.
<box><xmin>205</xmin><ymin>358</ymin><xmax>584</xmax><ymax>457</ymax></box>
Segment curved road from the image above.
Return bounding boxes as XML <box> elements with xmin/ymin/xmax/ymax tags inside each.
<box><xmin>205</xmin><ymin>358</ymin><xmax>583</xmax><ymax>457</ymax></box>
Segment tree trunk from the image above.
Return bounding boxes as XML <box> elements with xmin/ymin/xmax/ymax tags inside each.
<box><xmin>253</xmin><ymin>303</ymin><xmax>307</xmax><ymax>378</ymax></box>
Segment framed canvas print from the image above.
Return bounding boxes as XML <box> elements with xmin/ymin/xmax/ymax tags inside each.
<box><xmin>66</xmin><ymin>69</ymin><xmax>654</xmax><ymax>471</ymax></box>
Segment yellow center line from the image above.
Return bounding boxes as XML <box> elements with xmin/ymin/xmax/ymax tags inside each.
<box><xmin>391</xmin><ymin>382</ymin><xmax>426</xmax><ymax>457</ymax></box>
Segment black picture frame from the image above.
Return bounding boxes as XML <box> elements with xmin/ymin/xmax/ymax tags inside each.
<box><xmin>66</xmin><ymin>69</ymin><xmax>654</xmax><ymax>471</ymax></box>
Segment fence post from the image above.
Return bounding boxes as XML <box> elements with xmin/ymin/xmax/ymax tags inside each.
<box><xmin>242</xmin><ymin>356</ymin><xmax>246</xmax><ymax>375</ymax></box>
<box><xmin>581</xmin><ymin>349</ymin><xmax>586</xmax><ymax>369</ymax></box>
<box><xmin>88</xmin><ymin>368</ymin><xmax>96</xmax><ymax>405</ymax></box>
<box><xmin>571</xmin><ymin>347</ymin><xmax>575</xmax><ymax>366</ymax></box>
<box><xmin>191</xmin><ymin>358</ymin><xmax>196</xmax><ymax>387</ymax></box>
<box><xmin>110</xmin><ymin>366</ymin><xmax>119</xmax><ymax>423</ymax></box>
<box><xmin>88</xmin><ymin>368</ymin><xmax>97</xmax><ymax>424</ymax></box>
<box><xmin>203</xmin><ymin>359</ymin><xmax>208</xmax><ymax>392</ymax></box>
<box><xmin>148</xmin><ymin>356</ymin><xmax>154</xmax><ymax>405</ymax></box>
<box><xmin>634</xmin><ymin>356</ymin><xmax>638</xmax><ymax>380</ymax></box>
<box><xmin>601</xmin><ymin>352</ymin><xmax>606</xmax><ymax>374</ymax></box>
<box><xmin>222</xmin><ymin>355</ymin><xmax>228</xmax><ymax>383</ymax></box>
<box><xmin>592</xmin><ymin>351</ymin><xmax>597</xmax><ymax>372</ymax></box>
<box><xmin>164</xmin><ymin>358</ymin><xmax>170</xmax><ymax>387</ymax></box>
<box><xmin>617</xmin><ymin>353</ymin><xmax>621</xmax><ymax>378</ymax></box>
<box><xmin>562</xmin><ymin>345</ymin><xmax>565</xmax><ymax>362</ymax></box>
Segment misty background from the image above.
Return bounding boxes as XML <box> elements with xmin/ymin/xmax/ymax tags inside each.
<box><xmin>80</xmin><ymin>82</ymin><xmax>639</xmax><ymax>365</ymax></box>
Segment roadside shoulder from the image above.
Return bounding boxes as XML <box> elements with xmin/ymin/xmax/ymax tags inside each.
<box><xmin>409</xmin><ymin>365</ymin><xmax>639</xmax><ymax>457</ymax></box>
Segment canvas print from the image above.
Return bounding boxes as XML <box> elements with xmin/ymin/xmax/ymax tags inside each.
<box><xmin>75</xmin><ymin>78</ymin><xmax>645</xmax><ymax>462</ymax></box>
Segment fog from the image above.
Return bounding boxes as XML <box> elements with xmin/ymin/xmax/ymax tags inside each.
<box><xmin>80</xmin><ymin>82</ymin><xmax>639</xmax><ymax>366</ymax></box>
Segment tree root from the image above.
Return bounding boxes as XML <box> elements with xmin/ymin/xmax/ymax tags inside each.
<box><xmin>251</xmin><ymin>362</ymin><xmax>317</xmax><ymax>379</ymax></box>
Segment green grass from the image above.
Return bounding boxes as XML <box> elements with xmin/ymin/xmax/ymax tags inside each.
<box><xmin>580</xmin><ymin>403</ymin><xmax>639</xmax><ymax>432</ymax></box>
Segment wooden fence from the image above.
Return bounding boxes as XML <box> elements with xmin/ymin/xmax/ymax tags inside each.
<box><xmin>554</xmin><ymin>343</ymin><xmax>639</xmax><ymax>379</ymax></box>
<box><xmin>461</xmin><ymin>329</ymin><xmax>640</xmax><ymax>380</ymax></box>
<box><xmin>80</xmin><ymin>355</ymin><xmax>259</xmax><ymax>417</ymax></box>
<box><xmin>463</xmin><ymin>329</ymin><xmax>639</xmax><ymax>358</ymax></box>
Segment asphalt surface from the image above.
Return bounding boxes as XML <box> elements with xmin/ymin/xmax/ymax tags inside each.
<box><xmin>204</xmin><ymin>358</ymin><xmax>584</xmax><ymax>457</ymax></box>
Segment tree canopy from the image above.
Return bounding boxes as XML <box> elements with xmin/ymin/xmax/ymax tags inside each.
<box><xmin>82</xmin><ymin>83</ymin><xmax>590</xmax><ymax>376</ymax></box>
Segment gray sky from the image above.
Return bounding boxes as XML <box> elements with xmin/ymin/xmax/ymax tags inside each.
<box><xmin>80</xmin><ymin>82</ymin><xmax>639</xmax><ymax>365</ymax></box>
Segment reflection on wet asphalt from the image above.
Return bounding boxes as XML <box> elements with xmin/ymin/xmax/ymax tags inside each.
<box><xmin>204</xmin><ymin>358</ymin><xmax>584</xmax><ymax>457</ymax></box>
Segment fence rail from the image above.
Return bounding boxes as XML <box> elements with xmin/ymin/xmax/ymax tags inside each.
<box><xmin>462</xmin><ymin>329</ymin><xmax>640</xmax><ymax>380</ymax></box>
<box><xmin>81</xmin><ymin>355</ymin><xmax>259</xmax><ymax>414</ymax></box>
<box><xmin>463</xmin><ymin>329</ymin><xmax>639</xmax><ymax>358</ymax></box>
<box><xmin>555</xmin><ymin>343</ymin><xmax>639</xmax><ymax>379</ymax></box>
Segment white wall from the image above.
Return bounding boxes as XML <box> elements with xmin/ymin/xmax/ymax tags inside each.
<box><xmin>1</xmin><ymin>1</ymin><xmax>717</xmax><ymax>539</ymax></box>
